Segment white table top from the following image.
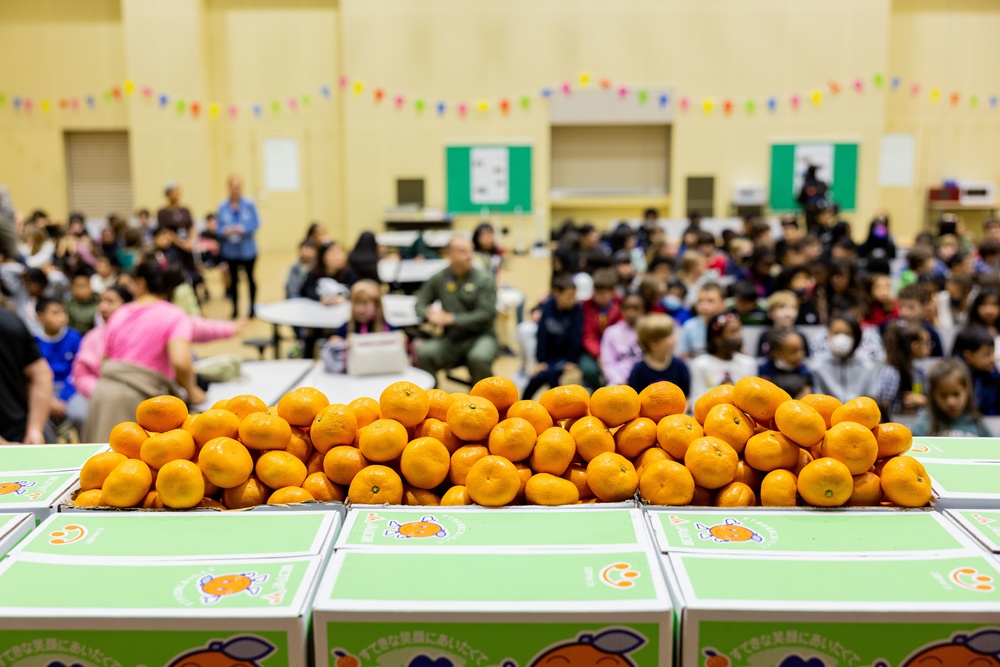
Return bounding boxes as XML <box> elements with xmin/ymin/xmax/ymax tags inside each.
<box><xmin>377</xmin><ymin>230</ymin><xmax>454</xmax><ymax>248</ymax></box>
<box><xmin>254</xmin><ymin>298</ymin><xmax>350</xmax><ymax>329</ymax></box>
<box><xmin>377</xmin><ymin>258</ymin><xmax>449</xmax><ymax>284</ymax></box>
<box><xmin>255</xmin><ymin>296</ymin><xmax>421</xmax><ymax>329</ymax></box>
<box><xmin>195</xmin><ymin>359</ymin><xmax>315</xmax><ymax>410</ymax></box>
<box><xmin>291</xmin><ymin>364</ymin><xmax>435</xmax><ymax>405</ymax></box>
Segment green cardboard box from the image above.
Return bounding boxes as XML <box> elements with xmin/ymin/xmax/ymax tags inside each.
<box><xmin>312</xmin><ymin>548</ymin><xmax>673</xmax><ymax>666</ymax></box>
<box><xmin>647</xmin><ymin>508</ymin><xmax>977</xmax><ymax>557</ymax></box>
<box><xmin>924</xmin><ymin>460</ymin><xmax>1000</xmax><ymax>509</ymax></box>
<box><xmin>61</xmin><ymin>487</ymin><xmax>347</xmax><ymax>518</ymax></box>
<box><xmin>665</xmin><ymin>551</ymin><xmax>1000</xmax><ymax>666</ymax></box>
<box><xmin>910</xmin><ymin>437</ymin><xmax>1000</xmax><ymax>462</ymax></box>
<box><xmin>0</xmin><ymin>443</ymin><xmax>108</xmax><ymax>474</ymax></box>
<box><xmin>336</xmin><ymin>507</ymin><xmax>649</xmax><ymax>551</ymax></box>
<box><xmin>947</xmin><ymin>509</ymin><xmax>1000</xmax><ymax>554</ymax></box>
<box><xmin>0</xmin><ymin>554</ymin><xmax>322</xmax><ymax>667</ymax></box>
<box><xmin>0</xmin><ymin>471</ymin><xmax>78</xmax><ymax>523</ymax></box>
<box><xmin>0</xmin><ymin>513</ymin><xmax>32</xmax><ymax>559</ymax></box>
<box><xmin>8</xmin><ymin>510</ymin><xmax>341</xmax><ymax>563</ymax></box>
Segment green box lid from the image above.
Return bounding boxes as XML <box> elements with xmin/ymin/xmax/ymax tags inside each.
<box><xmin>669</xmin><ymin>552</ymin><xmax>1000</xmax><ymax>609</ymax></box>
<box><xmin>0</xmin><ymin>444</ymin><xmax>109</xmax><ymax>474</ymax></box>
<box><xmin>12</xmin><ymin>511</ymin><xmax>339</xmax><ymax>561</ymax></box>
<box><xmin>910</xmin><ymin>437</ymin><xmax>1000</xmax><ymax>463</ymax></box>
<box><xmin>925</xmin><ymin>461</ymin><xmax>1000</xmax><ymax>504</ymax></box>
<box><xmin>948</xmin><ymin>510</ymin><xmax>1000</xmax><ymax>553</ymax></box>
<box><xmin>337</xmin><ymin>508</ymin><xmax>648</xmax><ymax>550</ymax></box>
<box><xmin>0</xmin><ymin>556</ymin><xmax>319</xmax><ymax>615</ymax></box>
<box><xmin>315</xmin><ymin>548</ymin><xmax>672</xmax><ymax>612</ymax></box>
<box><xmin>0</xmin><ymin>472</ymin><xmax>77</xmax><ymax>509</ymax></box>
<box><xmin>0</xmin><ymin>514</ymin><xmax>32</xmax><ymax>558</ymax></box>
<box><xmin>648</xmin><ymin>509</ymin><xmax>975</xmax><ymax>556</ymax></box>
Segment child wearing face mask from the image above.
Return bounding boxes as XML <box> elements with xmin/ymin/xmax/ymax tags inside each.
<box><xmin>759</xmin><ymin>328</ymin><xmax>813</xmax><ymax>395</ymax></box>
<box><xmin>810</xmin><ymin>314</ymin><xmax>881</xmax><ymax>403</ymax></box>
<box><xmin>911</xmin><ymin>358</ymin><xmax>992</xmax><ymax>437</ymax></box>
<box><xmin>688</xmin><ymin>313</ymin><xmax>758</xmax><ymax>403</ymax></box>
<box><xmin>663</xmin><ymin>281</ymin><xmax>692</xmax><ymax>324</ymax></box>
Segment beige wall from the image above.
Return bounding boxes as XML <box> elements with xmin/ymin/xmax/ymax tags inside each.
<box><xmin>339</xmin><ymin>0</ymin><xmax>889</xmax><ymax>241</ymax></box>
<box><xmin>0</xmin><ymin>0</ymin><xmax>995</xmax><ymax>249</ymax></box>
<box><xmin>0</xmin><ymin>0</ymin><xmax>126</xmax><ymax>217</ymax></box>
<box><xmin>884</xmin><ymin>0</ymin><xmax>1000</xmax><ymax>239</ymax></box>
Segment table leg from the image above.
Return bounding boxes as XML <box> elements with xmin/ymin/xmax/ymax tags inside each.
<box><xmin>272</xmin><ymin>323</ymin><xmax>281</xmax><ymax>359</ymax></box>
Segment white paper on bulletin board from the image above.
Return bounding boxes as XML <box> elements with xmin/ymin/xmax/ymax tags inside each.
<box><xmin>792</xmin><ymin>143</ymin><xmax>834</xmax><ymax>196</ymax></box>
<box><xmin>263</xmin><ymin>138</ymin><xmax>300</xmax><ymax>191</ymax></box>
<box><xmin>470</xmin><ymin>147</ymin><xmax>509</xmax><ymax>205</ymax></box>
<box><xmin>879</xmin><ymin>133</ymin><xmax>915</xmax><ymax>187</ymax></box>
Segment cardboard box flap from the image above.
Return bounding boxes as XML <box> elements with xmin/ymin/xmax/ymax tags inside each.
<box><xmin>947</xmin><ymin>509</ymin><xmax>1000</xmax><ymax>553</ymax></box>
<box><xmin>0</xmin><ymin>556</ymin><xmax>320</xmax><ymax>617</ymax></box>
<box><xmin>337</xmin><ymin>507</ymin><xmax>649</xmax><ymax>550</ymax></box>
<box><xmin>926</xmin><ymin>461</ymin><xmax>1000</xmax><ymax>498</ymax></box>
<box><xmin>910</xmin><ymin>437</ymin><xmax>1000</xmax><ymax>463</ymax></box>
<box><xmin>0</xmin><ymin>513</ymin><xmax>33</xmax><ymax>558</ymax></box>
<box><xmin>0</xmin><ymin>444</ymin><xmax>108</xmax><ymax>474</ymax></box>
<box><xmin>667</xmin><ymin>552</ymin><xmax>1000</xmax><ymax>611</ymax></box>
<box><xmin>0</xmin><ymin>472</ymin><xmax>77</xmax><ymax>509</ymax></box>
<box><xmin>647</xmin><ymin>509</ymin><xmax>978</xmax><ymax>556</ymax></box>
<box><xmin>12</xmin><ymin>511</ymin><xmax>340</xmax><ymax>561</ymax></box>
<box><xmin>315</xmin><ymin>548</ymin><xmax>672</xmax><ymax>613</ymax></box>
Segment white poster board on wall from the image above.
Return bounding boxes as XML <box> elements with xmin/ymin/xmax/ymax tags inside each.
<box><xmin>879</xmin><ymin>133</ymin><xmax>916</xmax><ymax>187</ymax></box>
<box><xmin>263</xmin><ymin>138</ymin><xmax>300</xmax><ymax>191</ymax></box>
<box><xmin>470</xmin><ymin>147</ymin><xmax>509</xmax><ymax>205</ymax></box>
<box><xmin>792</xmin><ymin>143</ymin><xmax>834</xmax><ymax>195</ymax></box>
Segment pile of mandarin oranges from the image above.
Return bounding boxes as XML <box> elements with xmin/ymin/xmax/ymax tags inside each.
<box><xmin>73</xmin><ymin>376</ymin><xmax>932</xmax><ymax>510</ymax></box>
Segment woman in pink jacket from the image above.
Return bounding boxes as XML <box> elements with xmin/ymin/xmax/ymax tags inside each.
<box><xmin>69</xmin><ymin>285</ymin><xmax>240</xmax><ymax>430</ymax></box>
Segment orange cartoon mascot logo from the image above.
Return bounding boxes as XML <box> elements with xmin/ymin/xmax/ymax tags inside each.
<box><xmin>198</xmin><ymin>572</ymin><xmax>268</xmax><ymax>605</ymax></box>
<box><xmin>527</xmin><ymin>628</ymin><xmax>646</xmax><ymax>667</ymax></box>
<box><xmin>384</xmin><ymin>516</ymin><xmax>447</xmax><ymax>540</ymax></box>
<box><xmin>166</xmin><ymin>636</ymin><xmax>275</xmax><ymax>667</ymax></box>
<box><xmin>0</xmin><ymin>480</ymin><xmax>35</xmax><ymax>496</ymax></box>
<box><xmin>696</xmin><ymin>518</ymin><xmax>763</xmax><ymax>544</ymax></box>
<box><xmin>885</xmin><ymin>628</ymin><xmax>1000</xmax><ymax>667</ymax></box>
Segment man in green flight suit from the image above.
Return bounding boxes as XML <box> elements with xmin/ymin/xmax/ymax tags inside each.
<box><xmin>415</xmin><ymin>237</ymin><xmax>498</xmax><ymax>384</ymax></box>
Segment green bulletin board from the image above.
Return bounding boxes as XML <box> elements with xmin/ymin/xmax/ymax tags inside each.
<box><xmin>446</xmin><ymin>145</ymin><xmax>532</xmax><ymax>214</ymax></box>
<box><xmin>769</xmin><ymin>142</ymin><xmax>858</xmax><ymax>212</ymax></box>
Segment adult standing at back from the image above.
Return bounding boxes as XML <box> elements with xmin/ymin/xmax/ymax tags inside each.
<box><xmin>415</xmin><ymin>237</ymin><xmax>498</xmax><ymax>384</ymax></box>
<box><xmin>217</xmin><ymin>174</ymin><xmax>259</xmax><ymax>318</ymax></box>
<box><xmin>156</xmin><ymin>182</ymin><xmax>194</xmax><ymax>248</ymax></box>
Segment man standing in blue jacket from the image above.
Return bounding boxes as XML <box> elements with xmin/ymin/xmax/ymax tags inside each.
<box><xmin>217</xmin><ymin>174</ymin><xmax>259</xmax><ymax>319</ymax></box>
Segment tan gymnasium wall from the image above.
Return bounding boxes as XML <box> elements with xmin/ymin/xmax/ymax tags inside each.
<box><xmin>0</xmin><ymin>0</ymin><xmax>126</xmax><ymax>219</ymax></box>
<box><xmin>883</xmin><ymin>0</ymin><xmax>1000</xmax><ymax>241</ymax></box>
<box><xmin>0</xmin><ymin>0</ymin><xmax>344</xmax><ymax>253</ymax></box>
<box><xmin>338</xmin><ymin>0</ymin><xmax>891</xmax><ymax>243</ymax></box>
